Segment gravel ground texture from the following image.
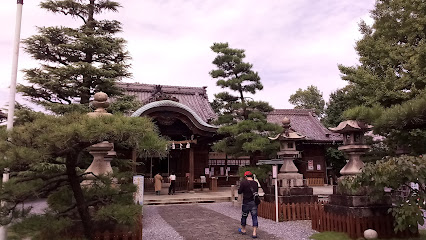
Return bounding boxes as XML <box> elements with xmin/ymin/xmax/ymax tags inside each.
<box><xmin>143</xmin><ymin>205</ymin><xmax>183</xmax><ymax>240</ymax></box>
<box><xmin>201</xmin><ymin>202</ymin><xmax>316</xmax><ymax>240</ymax></box>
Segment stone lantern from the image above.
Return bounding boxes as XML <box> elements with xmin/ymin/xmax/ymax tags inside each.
<box><xmin>329</xmin><ymin>120</ymin><xmax>371</xmax><ymax>176</ymax></box>
<box><xmin>84</xmin><ymin>92</ymin><xmax>114</xmax><ymax>183</ymax></box>
<box><xmin>269</xmin><ymin>117</ymin><xmax>305</xmax><ymax>187</ymax></box>
<box><xmin>264</xmin><ymin>117</ymin><xmax>318</xmax><ymax>203</ymax></box>
<box><xmin>325</xmin><ymin>120</ymin><xmax>391</xmax><ymax>218</ymax></box>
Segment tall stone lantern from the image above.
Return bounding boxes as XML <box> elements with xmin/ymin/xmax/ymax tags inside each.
<box><xmin>329</xmin><ymin>120</ymin><xmax>371</xmax><ymax>176</ymax></box>
<box><xmin>84</xmin><ymin>92</ymin><xmax>116</xmax><ymax>182</ymax></box>
<box><xmin>325</xmin><ymin>120</ymin><xmax>391</xmax><ymax>218</ymax></box>
<box><xmin>263</xmin><ymin>117</ymin><xmax>318</xmax><ymax>203</ymax></box>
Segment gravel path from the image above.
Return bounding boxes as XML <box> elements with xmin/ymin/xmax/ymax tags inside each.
<box><xmin>143</xmin><ymin>205</ymin><xmax>183</xmax><ymax>240</ymax></box>
<box><xmin>201</xmin><ymin>202</ymin><xmax>316</xmax><ymax>240</ymax></box>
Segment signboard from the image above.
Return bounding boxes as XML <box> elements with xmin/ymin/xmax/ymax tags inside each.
<box><xmin>133</xmin><ymin>175</ymin><xmax>144</xmax><ymax>206</ymax></box>
<box><xmin>308</xmin><ymin>160</ymin><xmax>314</xmax><ymax>171</ymax></box>
<box><xmin>316</xmin><ymin>164</ymin><xmax>321</xmax><ymax>171</ymax></box>
<box><xmin>210</xmin><ymin>167</ymin><xmax>214</xmax><ymax>177</ymax></box>
<box><xmin>200</xmin><ymin>176</ymin><xmax>206</xmax><ymax>183</ymax></box>
<box><xmin>272</xmin><ymin>165</ymin><xmax>278</xmax><ymax>179</ymax></box>
<box><xmin>205</xmin><ymin>168</ymin><xmax>210</xmax><ymax>175</ymax></box>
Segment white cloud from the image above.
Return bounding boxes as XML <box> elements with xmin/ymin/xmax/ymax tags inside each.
<box><xmin>0</xmin><ymin>0</ymin><xmax>375</xmax><ymax>111</ymax></box>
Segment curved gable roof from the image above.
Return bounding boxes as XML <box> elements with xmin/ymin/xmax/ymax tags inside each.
<box><xmin>118</xmin><ymin>83</ymin><xmax>217</xmax><ymax>123</ymax></box>
<box><xmin>131</xmin><ymin>100</ymin><xmax>218</xmax><ymax>132</ymax></box>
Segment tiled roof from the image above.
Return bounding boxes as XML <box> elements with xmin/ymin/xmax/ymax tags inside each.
<box><xmin>117</xmin><ymin>82</ymin><xmax>217</xmax><ymax>123</ymax></box>
<box><xmin>267</xmin><ymin>109</ymin><xmax>342</xmax><ymax>142</ymax></box>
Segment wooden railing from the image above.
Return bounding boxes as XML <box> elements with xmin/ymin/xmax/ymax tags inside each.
<box><xmin>311</xmin><ymin>204</ymin><xmax>418</xmax><ymax>239</ymax></box>
<box><xmin>307</xmin><ymin>178</ymin><xmax>324</xmax><ymax>186</ymax></box>
<box><xmin>258</xmin><ymin>201</ymin><xmax>319</xmax><ymax>221</ymax></box>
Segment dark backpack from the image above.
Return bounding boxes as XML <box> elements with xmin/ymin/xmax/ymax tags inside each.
<box><xmin>250</xmin><ymin>184</ymin><xmax>261</xmax><ymax>205</ymax></box>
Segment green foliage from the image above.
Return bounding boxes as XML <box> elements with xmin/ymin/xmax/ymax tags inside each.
<box><xmin>325</xmin><ymin>147</ymin><xmax>346</xmax><ymax>178</ymax></box>
<box><xmin>310</xmin><ymin>230</ymin><xmax>426</xmax><ymax>240</ymax></box>
<box><xmin>289</xmin><ymin>85</ymin><xmax>325</xmax><ymax>117</ymax></box>
<box><xmin>323</xmin><ymin>86</ymin><xmax>362</xmax><ymax>128</ymax></box>
<box><xmin>0</xmin><ymin>113</ymin><xmax>167</xmax><ymax>239</ymax></box>
<box><xmin>338</xmin><ymin>0</ymin><xmax>426</xmax><ymax>154</ymax></box>
<box><xmin>340</xmin><ymin>156</ymin><xmax>426</xmax><ymax>233</ymax></box>
<box><xmin>209</xmin><ymin>43</ymin><xmax>281</xmax><ymax>162</ymax></box>
<box><xmin>310</xmin><ymin>231</ymin><xmax>352</xmax><ymax>240</ymax></box>
<box><xmin>238</xmin><ymin>165</ymin><xmax>271</xmax><ymax>181</ymax></box>
<box><xmin>107</xmin><ymin>95</ymin><xmax>142</xmax><ymax>115</ymax></box>
<box><xmin>18</xmin><ymin>0</ymin><xmax>131</xmax><ymax>114</ymax></box>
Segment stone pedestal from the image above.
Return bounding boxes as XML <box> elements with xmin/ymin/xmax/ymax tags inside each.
<box><xmin>326</xmin><ymin>193</ymin><xmax>391</xmax><ymax>217</ymax></box>
<box><xmin>85</xmin><ymin>141</ymin><xmax>114</xmax><ymax>176</ymax></box>
<box><xmin>264</xmin><ymin>186</ymin><xmax>317</xmax><ymax>204</ymax></box>
<box><xmin>82</xmin><ymin>141</ymin><xmax>114</xmax><ymax>185</ymax></box>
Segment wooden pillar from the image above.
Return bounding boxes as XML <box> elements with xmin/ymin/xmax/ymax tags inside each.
<box><xmin>189</xmin><ymin>147</ymin><xmax>194</xmax><ymax>190</ymax></box>
<box><xmin>131</xmin><ymin>149</ymin><xmax>137</xmax><ymax>175</ymax></box>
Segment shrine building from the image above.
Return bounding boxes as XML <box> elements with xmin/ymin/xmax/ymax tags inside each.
<box><xmin>118</xmin><ymin>82</ymin><xmax>342</xmax><ymax>190</ymax></box>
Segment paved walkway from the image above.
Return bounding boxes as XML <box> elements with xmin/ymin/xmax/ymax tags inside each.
<box><xmin>157</xmin><ymin>205</ymin><xmax>278</xmax><ymax>240</ymax></box>
<box><xmin>143</xmin><ymin>203</ymin><xmax>315</xmax><ymax>240</ymax></box>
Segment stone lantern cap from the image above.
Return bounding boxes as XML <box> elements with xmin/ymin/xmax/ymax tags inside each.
<box><xmin>87</xmin><ymin>92</ymin><xmax>112</xmax><ymax>118</ymax></box>
<box><xmin>329</xmin><ymin>120</ymin><xmax>372</xmax><ymax>133</ymax></box>
<box><xmin>269</xmin><ymin>117</ymin><xmax>305</xmax><ymax>141</ymax></box>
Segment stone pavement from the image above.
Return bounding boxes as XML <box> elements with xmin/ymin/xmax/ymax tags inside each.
<box><xmin>144</xmin><ymin>204</ymin><xmax>279</xmax><ymax>240</ymax></box>
<box><xmin>156</xmin><ymin>205</ymin><xmax>278</xmax><ymax>240</ymax></box>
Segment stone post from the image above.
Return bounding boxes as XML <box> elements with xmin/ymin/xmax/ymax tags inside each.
<box><xmin>83</xmin><ymin>92</ymin><xmax>114</xmax><ymax>185</ymax></box>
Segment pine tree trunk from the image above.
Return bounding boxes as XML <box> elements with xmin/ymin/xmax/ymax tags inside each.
<box><xmin>66</xmin><ymin>154</ymin><xmax>93</xmax><ymax>240</ymax></box>
<box><xmin>80</xmin><ymin>0</ymin><xmax>96</xmax><ymax>104</ymax></box>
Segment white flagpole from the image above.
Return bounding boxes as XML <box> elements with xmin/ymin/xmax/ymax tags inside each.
<box><xmin>2</xmin><ymin>1</ymin><xmax>24</xmax><ymax>239</ymax></box>
<box><xmin>6</xmin><ymin>0</ymin><xmax>24</xmax><ymax>131</ymax></box>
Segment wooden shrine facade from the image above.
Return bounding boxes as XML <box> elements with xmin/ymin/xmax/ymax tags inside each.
<box><xmin>119</xmin><ymin>83</ymin><xmax>343</xmax><ymax>188</ymax></box>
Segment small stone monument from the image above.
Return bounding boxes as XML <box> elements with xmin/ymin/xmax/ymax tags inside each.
<box><xmin>83</xmin><ymin>92</ymin><xmax>115</xmax><ymax>184</ymax></box>
<box><xmin>264</xmin><ymin>117</ymin><xmax>318</xmax><ymax>203</ymax></box>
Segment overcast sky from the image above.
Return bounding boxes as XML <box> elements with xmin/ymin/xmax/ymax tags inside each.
<box><xmin>0</xmin><ymin>0</ymin><xmax>375</xmax><ymax>111</ymax></box>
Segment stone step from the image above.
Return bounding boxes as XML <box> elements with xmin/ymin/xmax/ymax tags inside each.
<box><xmin>144</xmin><ymin>197</ymin><xmax>231</xmax><ymax>205</ymax></box>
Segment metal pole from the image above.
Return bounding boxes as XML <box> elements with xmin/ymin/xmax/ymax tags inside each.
<box><xmin>6</xmin><ymin>0</ymin><xmax>24</xmax><ymax>131</ymax></box>
<box><xmin>272</xmin><ymin>164</ymin><xmax>279</xmax><ymax>223</ymax></box>
<box><xmin>275</xmin><ymin>178</ymin><xmax>278</xmax><ymax>223</ymax></box>
<box><xmin>3</xmin><ymin>2</ymin><xmax>24</xmax><ymax>239</ymax></box>
<box><xmin>0</xmin><ymin>168</ymin><xmax>10</xmax><ymax>240</ymax></box>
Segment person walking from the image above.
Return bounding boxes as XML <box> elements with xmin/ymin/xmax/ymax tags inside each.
<box><xmin>154</xmin><ymin>173</ymin><xmax>163</xmax><ymax>195</ymax></box>
<box><xmin>238</xmin><ymin>171</ymin><xmax>259</xmax><ymax>238</ymax></box>
<box><xmin>168</xmin><ymin>171</ymin><xmax>176</xmax><ymax>195</ymax></box>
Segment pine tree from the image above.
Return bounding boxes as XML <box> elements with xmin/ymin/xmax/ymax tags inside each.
<box><xmin>339</xmin><ymin>0</ymin><xmax>426</xmax><ymax>154</ymax></box>
<box><xmin>18</xmin><ymin>0</ymin><xmax>131</xmax><ymax>114</ymax></box>
<box><xmin>0</xmin><ymin>114</ymin><xmax>167</xmax><ymax>240</ymax></box>
<box><xmin>209</xmin><ymin>43</ymin><xmax>281</xmax><ymax>165</ymax></box>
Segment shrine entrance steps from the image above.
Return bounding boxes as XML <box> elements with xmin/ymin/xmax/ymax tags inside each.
<box><xmin>144</xmin><ymin>187</ymin><xmax>232</xmax><ymax>205</ymax></box>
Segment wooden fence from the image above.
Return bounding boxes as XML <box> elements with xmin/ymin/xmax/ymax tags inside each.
<box><xmin>258</xmin><ymin>201</ymin><xmax>318</xmax><ymax>222</ymax></box>
<box><xmin>311</xmin><ymin>204</ymin><xmax>419</xmax><ymax>239</ymax></box>
<box><xmin>307</xmin><ymin>178</ymin><xmax>324</xmax><ymax>186</ymax></box>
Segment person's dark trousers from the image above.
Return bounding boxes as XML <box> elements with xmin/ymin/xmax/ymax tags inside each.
<box><xmin>241</xmin><ymin>201</ymin><xmax>258</xmax><ymax>227</ymax></box>
<box><xmin>169</xmin><ymin>180</ymin><xmax>176</xmax><ymax>195</ymax></box>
